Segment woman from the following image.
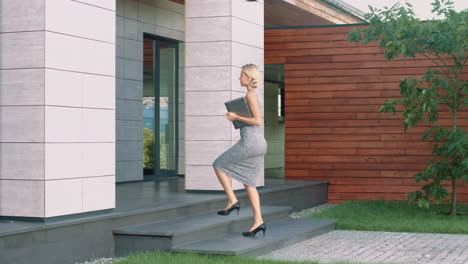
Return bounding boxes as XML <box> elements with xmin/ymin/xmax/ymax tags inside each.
<box><xmin>212</xmin><ymin>63</ymin><xmax>268</xmax><ymax>237</ymax></box>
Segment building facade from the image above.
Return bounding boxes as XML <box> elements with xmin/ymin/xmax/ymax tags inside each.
<box><xmin>0</xmin><ymin>0</ymin><xmax>365</xmax><ymax>220</ymax></box>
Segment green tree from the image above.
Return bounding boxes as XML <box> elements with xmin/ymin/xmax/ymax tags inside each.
<box><xmin>348</xmin><ymin>0</ymin><xmax>468</xmax><ymax>215</ymax></box>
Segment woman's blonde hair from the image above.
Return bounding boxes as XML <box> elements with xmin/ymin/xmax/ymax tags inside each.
<box><xmin>241</xmin><ymin>63</ymin><xmax>260</xmax><ymax>88</ymax></box>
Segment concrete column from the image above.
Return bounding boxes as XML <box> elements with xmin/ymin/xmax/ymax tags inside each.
<box><xmin>185</xmin><ymin>0</ymin><xmax>264</xmax><ymax>191</ymax></box>
<box><xmin>0</xmin><ymin>0</ymin><xmax>116</xmax><ymax>219</ymax></box>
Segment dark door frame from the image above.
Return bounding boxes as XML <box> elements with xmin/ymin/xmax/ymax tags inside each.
<box><xmin>144</xmin><ymin>34</ymin><xmax>179</xmax><ymax>179</ymax></box>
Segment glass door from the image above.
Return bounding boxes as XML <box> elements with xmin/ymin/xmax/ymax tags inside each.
<box><xmin>143</xmin><ymin>36</ymin><xmax>179</xmax><ymax>179</ymax></box>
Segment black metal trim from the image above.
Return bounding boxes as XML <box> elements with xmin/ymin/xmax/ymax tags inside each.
<box><xmin>265</xmin><ymin>22</ymin><xmax>369</xmax><ymax>30</ymax></box>
<box><xmin>143</xmin><ymin>34</ymin><xmax>180</xmax><ymax>179</ymax></box>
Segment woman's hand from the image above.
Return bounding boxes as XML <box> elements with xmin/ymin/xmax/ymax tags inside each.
<box><xmin>226</xmin><ymin>112</ymin><xmax>239</xmax><ymax>121</ymax></box>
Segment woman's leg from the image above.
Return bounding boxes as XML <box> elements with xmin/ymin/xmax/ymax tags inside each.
<box><xmin>214</xmin><ymin>168</ymin><xmax>238</xmax><ymax>210</ymax></box>
<box><xmin>244</xmin><ymin>184</ymin><xmax>264</xmax><ymax>231</ymax></box>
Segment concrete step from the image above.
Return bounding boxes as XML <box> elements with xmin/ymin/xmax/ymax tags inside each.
<box><xmin>113</xmin><ymin>205</ymin><xmax>291</xmax><ymax>256</ymax></box>
<box><xmin>173</xmin><ymin>218</ymin><xmax>336</xmax><ymax>257</ymax></box>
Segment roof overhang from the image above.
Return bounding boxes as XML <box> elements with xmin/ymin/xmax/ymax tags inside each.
<box><xmin>265</xmin><ymin>0</ymin><xmax>366</xmax><ymax>27</ymax></box>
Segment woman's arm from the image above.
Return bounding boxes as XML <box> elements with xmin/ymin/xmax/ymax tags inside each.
<box><xmin>235</xmin><ymin>91</ymin><xmax>262</xmax><ymax>126</ymax></box>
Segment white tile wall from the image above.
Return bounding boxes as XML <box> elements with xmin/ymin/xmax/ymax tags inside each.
<box><xmin>185</xmin><ymin>91</ymin><xmax>231</xmax><ymax>116</ymax></box>
<box><xmin>0</xmin><ymin>143</ymin><xmax>45</xmax><ymax>180</ymax></box>
<box><xmin>0</xmin><ymin>69</ymin><xmax>45</xmax><ymax>106</ymax></box>
<box><xmin>45</xmin><ymin>143</ymin><xmax>83</xmax><ymax>180</ymax></box>
<box><xmin>0</xmin><ymin>1</ymin><xmax>45</xmax><ymax>33</ymax></box>
<box><xmin>186</xmin><ymin>17</ymin><xmax>230</xmax><ymax>42</ymax></box>
<box><xmin>45</xmin><ymin>69</ymin><xmax>83</xmax><ymax>107</ymax></box>
<box><xmin>82</xmin><ymin>109</ymin><xmax>115</xmax><ymax>142</ymax></box>
<box><xmin>231</xmin><ymin>0</ymin><xmax>264</xmax><ymax>26</ymax></box>
<box><xmin>186</xmin><ymin>0</ymin><xmax>230</xmax><ymax>18</ymax></box>
<box><xmin>83</xmin><ymin>75</ymin><xmax>116</xmax><ymax>109</ymax></box>
<box><xmin>82</xmin><ymin>143</ymin><xmax>115</xmax><ymax>176</ymax></box>
<box><xmin>46</xmin><ymin>144</ymin><xmax>115</xmax><ymax>180</ymax></box>
<box><xmin>0</xmin><ymin>180</ymin><xmax>45</xmax><ymax>217</ymax></box>
<box><xmin>0</xmin><ymin>106</ymin><xmax>44</xmax><ymax>143</ymax></box>
<box><xmin>45</xmin><ymin>178</ymin><xmax>82</xmax><ymax>217</ymax></box>
<box><xmin>185</xmin><ymin>66</ymin><xmax>232</xmax><ymax>91</ymax></box>
<box><xmin>45</xmin><ymin>32</ymin><xmax>115</xmax><ymax>76</ymax></box>
<box><xmin>0</xmin><ymin>0</ymin><xmax>117</xmax><ymax>218</ymax></box>
<box><xmin>185</xmin><ymin>0</ymin><xmax>265</xmax><ymax>190</ymax></box>
<box><xmin>185</xmin><ymin>116</ymin><xmax>232</xmax><ymax>141</ymax></box>
<box><xmin>231</xmin><ymin>17</ymin><xmax>264</xmax><ymax>49</ymax></box>
<box><xmin>0</xmin><ymin>31</ymin><xmax>45</xmax><ymax>69</ymax></box>
<box><xmin>44</xmin><ymin>106</ymin><xmax>83</xmax><ymax>142</ymax></box>
<box><xmin>185</xmin><ymin>165</ymin><xmax>224</xmax><ymax>190</ymax></box>
<box><xmin>185</xmin><ymin>42</ymin><xmax>231</xmax><ymax>67</ymax></box>
<box><xmin>45</xmin><ymin>0</ymin><xmax>115</xmax><ymax>43</ymax></box>
<box><xmin>231</xmin><ymin>42</ymin><xmax>264</xmax><ymax>72</ymax></box>
<box><xmin>185</xmin><ymin>141</ymin><xmax>231</xmax><ymax>165</ymax></box>
<box><xmin>76</xmin><ymin>0</ymin><xmax>116</xmax><ymax>10</ymax></box>
<box><xmin>83</xmin><ymin>176</ymin><xmax>115</xmax><ymax>212</ymax></box>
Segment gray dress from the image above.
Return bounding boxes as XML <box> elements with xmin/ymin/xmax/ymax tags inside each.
<box><xmin>212</xmin><ymin>92</ymin><xmax>267</xmax><ymax>187</ymax></box>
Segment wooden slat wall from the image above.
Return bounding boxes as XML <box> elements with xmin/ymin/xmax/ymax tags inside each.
<box><xmin>265</xmin><ymin>25</ymin><xmax>468</xmax><ymax>204</ymax></box>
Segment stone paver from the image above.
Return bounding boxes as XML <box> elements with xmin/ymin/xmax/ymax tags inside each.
<box><xmin>258</xmin><ymin>230</ymin><xmax>468</xmax><ymax>264</ymax></box>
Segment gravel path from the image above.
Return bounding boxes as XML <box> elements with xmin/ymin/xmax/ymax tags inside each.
<box><xmin>289</xmin><ymin>204</ymin><xmax>338</xmax><ymax>218</ymax></box>
<box><xmin>75</xmin><ymin>258</ymin><xmax>119</xmax><ymax>264</ymax></box>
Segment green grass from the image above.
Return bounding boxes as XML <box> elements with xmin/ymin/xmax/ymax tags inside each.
<box><xmin>114</xmin><ymin>201</ymin><xmax>468</xmax><ymax>264</ymax></box>
<box><xmin>307</xmin><ymin>200</ymin><xmax>468</xmax><ymax>234</ymax></box>
<box><xmin>114</xmin><ymin>251</ymin><xmax>362</xmax><ymax>264</ymax></box>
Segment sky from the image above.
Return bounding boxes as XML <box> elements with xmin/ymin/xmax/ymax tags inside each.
<box><xmin>342</xmin><ymin>0</ymin><xmax>468</xmax><ymax>20</ymax></box>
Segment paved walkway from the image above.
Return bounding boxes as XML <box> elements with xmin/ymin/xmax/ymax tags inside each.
<box><xmin>258</xmin><ymin>230</ymin><xmax>468</xmax><ymax>264</ymax></box>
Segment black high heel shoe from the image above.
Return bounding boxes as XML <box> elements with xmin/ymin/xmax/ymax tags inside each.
<box><xmin>217</xmin><ymin>201</ymin><xmax>240</xmax><ymax>216</ymax></box>
<box><xmin>242</xmin><ymin>223</ymin><xmax>266</xmax><ymax>237</ymax></box>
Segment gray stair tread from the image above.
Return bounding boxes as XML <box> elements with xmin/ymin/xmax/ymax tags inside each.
<box><xmin>173</xmin><ymin>218</ymin><xmax>336</xmax><ymax>255</ymax></box>
<box><xmin>113</xmin><ymin>205</ymin><xmax>291</xmax><ymax>236</ymax></box>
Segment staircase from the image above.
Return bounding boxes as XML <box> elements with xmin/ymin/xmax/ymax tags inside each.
<box><xmin>113</xmin><ymin>205</ymin><xmax>336</xmax><ymax>257</ymax></box>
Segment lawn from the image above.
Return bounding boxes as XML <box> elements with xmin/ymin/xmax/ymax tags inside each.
<box><xmin>114</xmin><ymin>251</ymin><xmax>360</xmax><ymax>264</ymax></box>
<box><xmin>306</xmin><ymin>200</ymin><xmax>468</xmax><ymax>234</ymax></box>
<box><xmin>112</xmin><ymin>200</ymin><xmax>468</xmax><ymax>264</ymax></box>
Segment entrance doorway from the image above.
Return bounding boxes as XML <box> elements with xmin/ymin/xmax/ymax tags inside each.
<box><xmin>142</xmin><ymin>35</ymin><xmax>179</xmax><ymax>180</ymax></box>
